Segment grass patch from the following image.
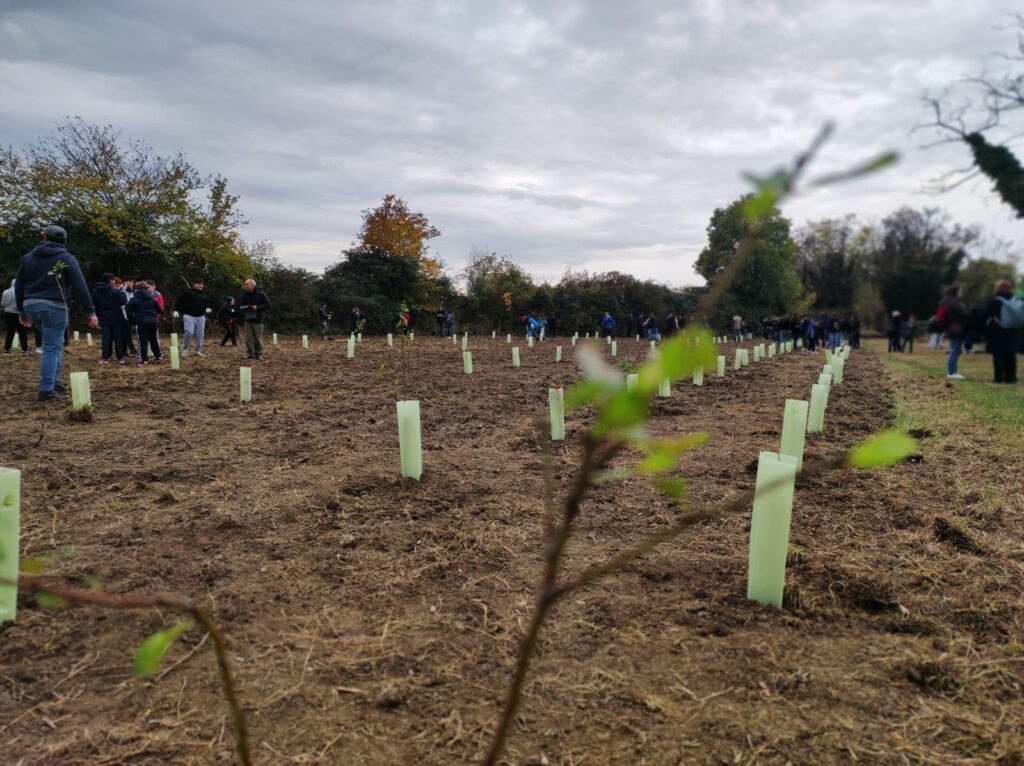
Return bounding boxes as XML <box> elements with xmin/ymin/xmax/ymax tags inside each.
<box><xmin>866</xmin><ymin>340</ymin><xmax>1024</xmax><ymax>434</ymax></box>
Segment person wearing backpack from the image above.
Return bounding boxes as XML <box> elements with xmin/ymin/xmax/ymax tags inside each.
<box><xmin>937</xmin><ymin>285</ymin><xmax>971</xmax><ymax>380</ymax></box>
<box><xmin>983</xmin><ymin>280</ymin><xmax>1022</xmax><ymax>384</ymax></box>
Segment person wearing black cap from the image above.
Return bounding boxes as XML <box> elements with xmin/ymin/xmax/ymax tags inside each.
<box><xmin>15</xmin><ymin>225</ymin><xmax>98</xmax><ymax>401</ymax></box>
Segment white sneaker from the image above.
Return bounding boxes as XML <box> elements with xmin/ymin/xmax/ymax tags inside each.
<box><xmin>195</xmin><ymin>351</ymin><xmax>205</xmax><ymax>357</ymax></box>
<box><xmin>35</xmin><ymin>348</ymin><xmax>43</xmax><ymax>354</ymax></box>
<box><xmin>947</xmin><ymin>373</ymin><xmax>965</xmax><ymax>380</ymax></box>
<box><xmin>181</xmin><ymin>350</ymin><xmax>189</xmax><ymax>357</ymax></box>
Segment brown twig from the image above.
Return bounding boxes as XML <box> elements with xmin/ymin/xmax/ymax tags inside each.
<box><xmin>482</xmin><ymin>435</ymin><xmax>622</xmax><ymax>766</ymax></box>
<box><xmin>8</xmin><ymin>576</ymin><xmax>252</xmax><ymax>766</ymax></box>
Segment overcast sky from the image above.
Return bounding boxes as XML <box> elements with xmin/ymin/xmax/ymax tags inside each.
<box><xmin>1</xmin><ymin>0</ymin><xmax>1021</xmax><ymax>285</ymax></box>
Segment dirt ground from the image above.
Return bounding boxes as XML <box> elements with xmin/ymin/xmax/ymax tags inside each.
<box><xmin>0</xmin><ymin>334</ymin><xmax>1021</xmax><ymax>765</ymax></box>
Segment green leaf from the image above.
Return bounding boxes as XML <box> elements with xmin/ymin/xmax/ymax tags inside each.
<box><xmin>653</xmin><ymin>477</ymin><xmax>687</xmax><ymax>499</ymax></box>
<box><xmin>35</xmin><ymin>592</ymin><xmax>66</xmax><ymax>609</ymax></box>
<box><xmin>132</xmin><ymin>620</ymin><xmax>192</xmax><ymax>677</ymax></box>
<box><xmin>636</xmin><ymin>433</ymin><xmax>710</xmax><ymax>475</ymax></box>
<box><xmin>564</xmin><ymin>380</ymin><xmax>616</xmax><ymax>410</ymax></box>
<box><xmin>593</xmin><ymin>389</ymin><xmax>649</xmax><ymax>436</ymax></box>
<box><xmin>811</xmin><ymin>151</ymin><xmax>899</xmax><ymax>187</ymax></box>
<box><xmin>846</xmin><ymin>430</ymin><xmax>917</xmax><ymax>469</ymax></box>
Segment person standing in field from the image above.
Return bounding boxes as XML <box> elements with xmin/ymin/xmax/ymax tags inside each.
<box><xmin>16</xmin><ymin>225</ymin><xmax>98</xmax><ymax>401</ymax></box>
<box><xmin>887</xmin><ymin>310</ymin><xmax>903</xmax><ymax>352</ymax></box>
<box><xmin>91</xmin><ymin>272</ymin><xmax>128</xmax><ymax>364</ymax></box>
<box><xmin>175</xmin><ymin>279</ymin><xmax>210</xmax><ymax>357</ymax></box>
<box><xmin>902</xmin><ymin>314</ymin><xmax>918</xmax><ymax>354</ymax></box>
<box><xmin>983</xmin><ymin>279</ymin><xmax>1022</xmax><ymax>384</ymax></box>
<box><xmin>2</xmin><ymin>278</ymin><xmax>30</xmax><ymax>355</ymax></box>
<box><xmin>128</xmin><ymin>281</ymin><xmax>163</xmax><ymax>365</ymax></box>
<box><xmin>120</xmin><ymin>277</ymin><xmax>138</xmax><ymax>356</ymax></box>
<box><xmin>397</xmin><ymin>304</ymin><xmax>411</xmax><ymax>335</ymax></box>
<box><xmin>937</xmin><ymin>285</ymin><xmax>971</xmax><ymax>380</ymax></box>
<box><xmin>238</xmin><ymin>278</ymin><xmax>270</xmax><ymax>360</ymax></box>
<box><xmin>319</xmin><ymin>303</ymin><xmax>332</xmax><ymax>339</ymax></box>
<box><xmin>217</xmin><ymin>297</ymin><xmax>239</xmax><ymax>347</ymax></box>
<box><xmin>350</xmin><ymin>306</ymin><xmax>365</xmax><ymax>334</ymax></box>
<box><xmin>600</xmin><ymin>311</ymin><xmax>616</xmax><ymax>338</ymax></box>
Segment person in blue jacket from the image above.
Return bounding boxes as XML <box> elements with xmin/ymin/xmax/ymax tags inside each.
<box><xmin>127</xmin><ymin>281</ymin><xmax>163</xmax><ymax>365</ymax></box>
<box><xmin>600</xmin><ymin>311</ymin><xmax>616</xmax><ymax>338</ymax></box>
<box><xmin>91</xmin><ymin>273</ymin><xmax>128</xmax><ymax>364</ymax></box>
<box><xmin>15</xmin><ymin>225</ymin><xmax>97</xmax><ymax>401</ymax></box>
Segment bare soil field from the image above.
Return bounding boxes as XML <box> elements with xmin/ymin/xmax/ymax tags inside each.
<box><xmin>0</xmin><ymin>336</ymin><xmax>1021</xmax><ymax>765</ymax></box>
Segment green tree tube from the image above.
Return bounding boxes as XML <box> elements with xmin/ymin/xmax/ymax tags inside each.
<box><xmin>347</xmin><ymin>336</ymin><xmax>355</xmax><ymax>358</ymax></box>
<box><xmin>73</xmin><ymin>330</ymin><xmax>79</xmax><ymax>342</ymax></box>
<box><xmin>586</xmin><ymin>332</ymin><xmax>590</xmax><ymax>338</ymax></box>
<box><xmin>693</xmin><ymin>366</ymin><xmax>704</xmax><ymax>386</ymax></box>
<box><xmin>745</xmin><ymin>452</ymin><xmax>798</xmax><ymax>606</ymax></box>
<box><xmin>747</xmin><ymin>451</ymin><xmax>798</xmax><ymax>608</ymax></box>
<box><xmin>571</xmin><ymin>336</ymin><xmax>577</xmax><ymax>346</ymax></box>
<box><xmin>506</xmin><ymin>334</ymin><xmax>512</xmax><ymax>344</ymax></box>
<box><xmin>650</xmin><ymin>340</ymin><xmax>656</xmax><ymax>353</ymax></box>
<box><xmin>170</xmin><ymin>332</ymin><xmax>178</xmax><ymax>347</ymax></box>
<box><xmin>658</xmin><ymin>377</ymin><xmax>671</xmax><ymax>397</ymax></box>
<box><xmin>549</xmin><ymin>387</ymin><xmax>565</xmax><ymax>441</ymax></box>
<box><xmin>528</xmin><ymin>336</ymin><xmax>534</xmax><ymax>348</ymax></box>
<box><xmin>409</xmin><ymin>332</ymin><xmax>414</xmax><ymax>340</ymax></box>
<box><xmin>780</xmin><ymin>399</ymin><xmax>809</xmax><ymax>470</ymax></box>
<box><xmin>754</xmin><ymin>346</ymin><xmax>761</xmax><ymax>362</ymax></box>
<box><xmin>170</xmin><ymin>345</ymin><xmax>180</xmax><ymax>370</ymax></box>
<box><xmin>635</xmin><ymin>334</ymin><xmax>640</xmax><ymax>341</ymax></box>
<box><xmin>302</xmin><ymin>335</ymin><xmax>309</xmax><ymax>348</ymax></box>
<box><xmin>86</xmin><ymin>332</ymin><xmax>93</xmax><ymax>346</ymax></box>
<box><xmin>807</xmin><ymin>383</ymin><xmax>827</xmax><ymax>433</ymax></box>
<box><xmin>796</xmin><ymin>338</ymin><xmax>802</xmax><ymax>349</ymax></box>
<box><xmin>463</xmin><ymin>351</ymin><xmax>473</xmax><ymax>374</ymax></box>
<box><xmin>69</xmin><ymin>371</ymin><xmax>91</xmax><ymax>409</ymax></box>
<box><xmin>734</xmin><ymin>349</ymin><xmax>743</xmax><ymax>370</ymax></box>
<box><xmin>512</xmin><ymin>347</ymin><xmax>521</xmax><ymax>367</ymax></box>
<box><xmin>491</xmin><ymin>331</ymin><xmax>496</xmax><ymax>338</ymax></box>
<box><xmin>273</xmin><ymin>333</ymin><xmax>278</xmax><ymax>345</ymax></box>
<box><xmin>396</xmin><ymin>400</ymin><xmax>422</xmax><ymax>480</ymax></box>
<box><xmin>611</xmin><ymin>341</ymin><xmax>617</xmax><ymax>357</ymax></box>
<box><xmin>818</xmin><ymin>373</ymin><xmax>832</xmax><ymax>409</ymax></box>
<box><xmin>822</xmin><ymin>363</ymin><xmax>833</xmax><ymax>381</ymax></box>
<box><xmin>0</xmin><ymin>467</ymin><xmax>20</xmax><ymax>624</ymax></box>
<box><xmin>387</xmin><ymin>333</ymin><xmax>393</xmax><ymax>347</ymax></box>
<box><xmin>606</xmin><ymin>335</ymin><xmax>611</xmax><ymax>345</ymax></box>
<box><xmin>626</xmin><ymin>373</ymin><xmax>638</xmax><ymax>391</ymax></box>
<box><xmin>556</xmin><ymin>346</ymin><xmax>562</xmax><ymax>362</ymax></box>
<box><xmin>831</xmin><ymin>356</ymin><xmax>845</xmax><ymax>384</ymax></box>
<box><xmin>742</xmin><ymin>349</ymin><xmax>750</xmax><ymax>367</ymax></box>
<box><xmin>461</xmin><ymin>335</ymin><xmax>468</xmax><ymax>351</ymax></box>
<box><xmin>717</xmin><ymin>355</ymin><xmax>726</xmax><ymax>377</ymax></box>
<box><xmin>240</xmin><ymin>366</ymin><xmax>252</xmax><ymax>402</ymax></box>
<box><xmin>768</xmin><ymin>344</ymin><xmax>776</xmax><ymax>357</ymax></box>
<box><xmin>357</xmin><ymin>333</ymin><xmax>362</xmax><ymax>343</ymax></box>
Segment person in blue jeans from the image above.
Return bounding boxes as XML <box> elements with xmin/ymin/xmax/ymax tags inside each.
<box><xmin>938</xmin><ymin>285</ymin><xmax>971</xmax><ymax>379</ymax></box>
<box><xmin>15</xmin><ymin>225</ymin><xmax>97</xmax><ymax>402</ymax></box>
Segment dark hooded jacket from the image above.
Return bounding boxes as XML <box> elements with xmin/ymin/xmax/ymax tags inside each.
<box><xmin>15</xmin><ymin>241</ymin><xmax>95</xmax><ymax>314</ymax></box>
<box><xmin>127</xmin><ymin>288</ymin><xmax>161</xmax><ymax>325</ymax></box>
<box><xmin>176</xmin><ymin>287</ymin><xmax>209</xmax><ymax>317</ymax></box>
<box><xmin>91</xmin><ymin>281</ymin><xmax>128</xmax><ymax>324</ymax></box>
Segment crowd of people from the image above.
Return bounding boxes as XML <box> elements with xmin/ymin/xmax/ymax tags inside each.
<box><xmin>7</xmin><ymin>226</ymin><xmax>274</xmax><ymax>401</ymax></box>
<box><xmin>5</xmin><ymin>225</ymin><xmax>1022</xmax><ymax>401</ymax></box>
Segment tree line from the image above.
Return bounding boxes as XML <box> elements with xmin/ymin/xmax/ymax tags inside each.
<box><xmin>1</xmin><ymin>119</ymin><xmax>1017</xmax><ymax>336</ymax></box>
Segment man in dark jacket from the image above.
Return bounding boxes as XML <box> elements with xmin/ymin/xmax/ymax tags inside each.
<box><xmin>15</xmin><ymin>225</ymin><xmax>98</xmax><ymax>401</ymax></box>
<box><xmin>238</xmin><ymin>279</ymin><xmax>270</xmax><ymax>360</ymax></box>
<box><xmin>175</xmin><ymin>280</ymin><xmax>210</xmax><ymax>357</ymax></box>
<box><xmin>984</xmin><ymin>280</ymin><xmax>1021</xmax><ymax>384</ymax></box>
<box><xmin>127</xmin><ymin>281</ymin><xmax>163</xmax><ymax>365</ymax></box>
<box><xmin>91</xmin><ymin>273</ymin><xmax>128</xmax><ymax>364</ymax></box>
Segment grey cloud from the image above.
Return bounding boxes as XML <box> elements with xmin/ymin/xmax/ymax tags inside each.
<box><xmin>0</xmin><ymin>0</ymin><xmax>1020</xmax><ymax>286</ymax></box>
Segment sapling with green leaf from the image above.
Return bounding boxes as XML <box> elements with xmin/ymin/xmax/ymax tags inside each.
<box><xmin>482</xmin><ymin>126</ymin><xmax>908</xmax><ymax>765</ymax></box>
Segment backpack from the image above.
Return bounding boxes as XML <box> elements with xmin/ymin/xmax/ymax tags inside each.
<box><xmin>994</xmin><ymin>296</ymin><xmax>1024</xmax><ymax>330</ymax></box>
<box><xmin>933</xmin><ymin>304</ymin><xmax>949</xmax><ymax>331</ymax></box>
